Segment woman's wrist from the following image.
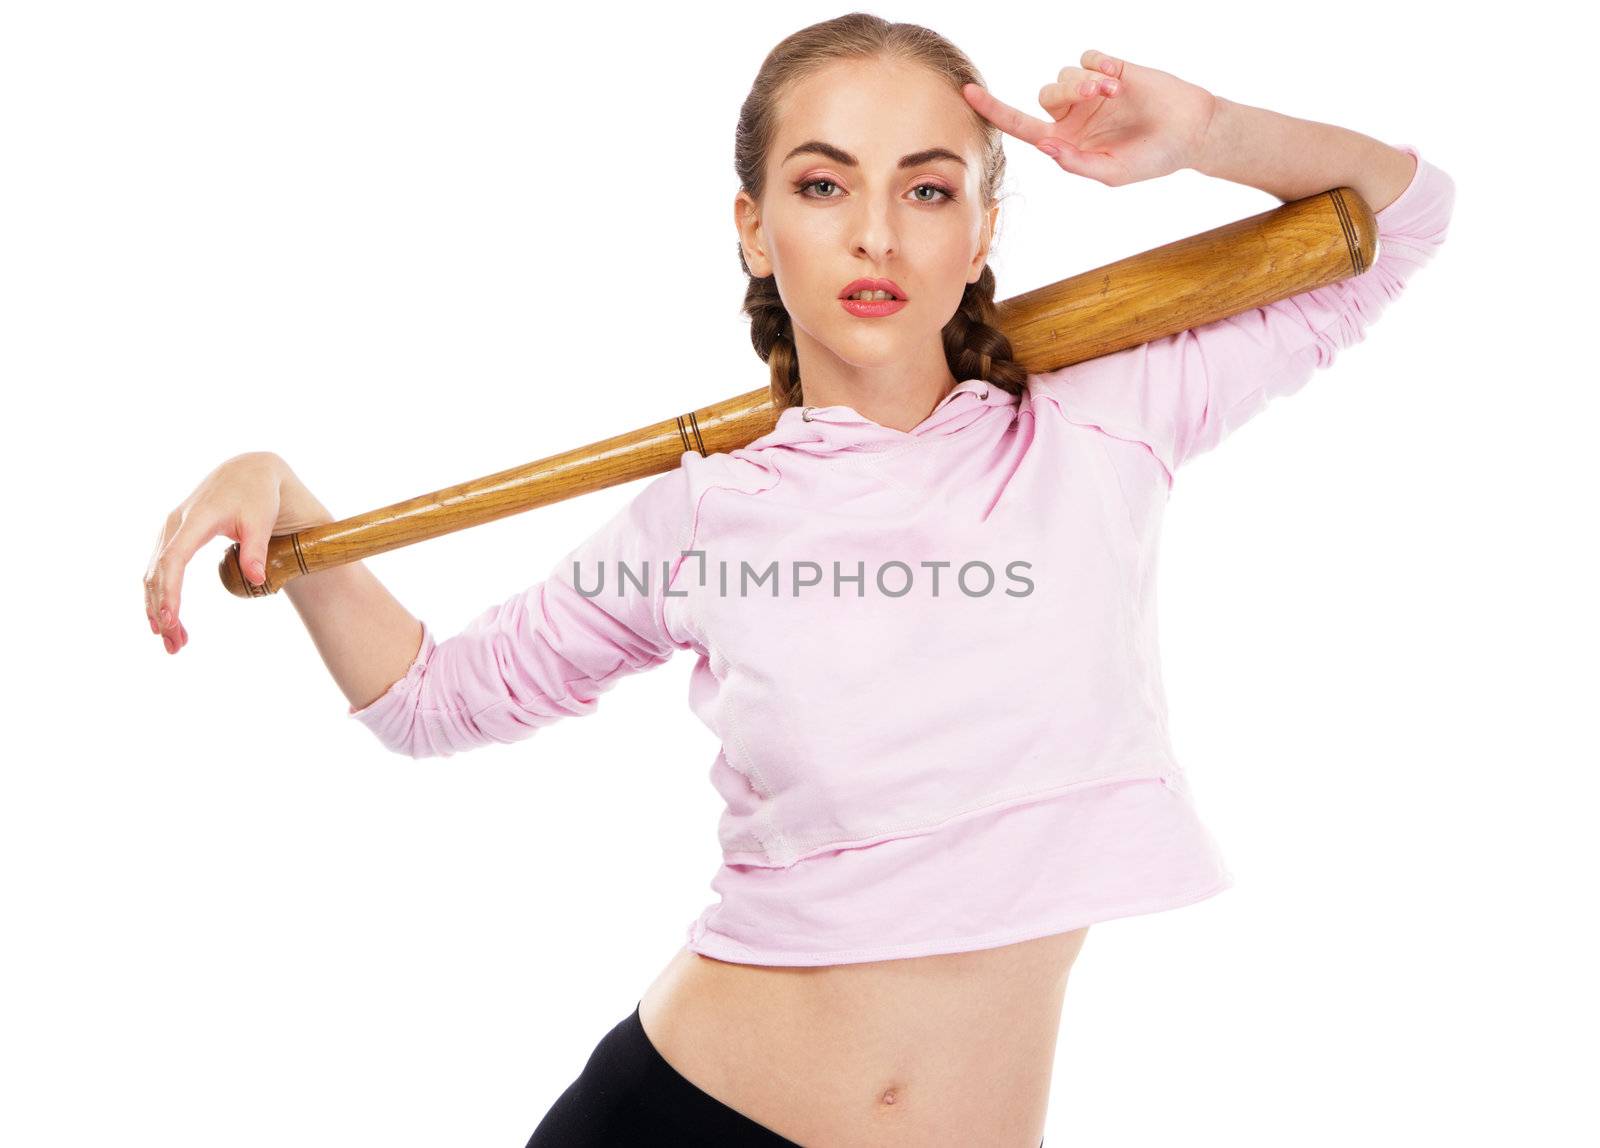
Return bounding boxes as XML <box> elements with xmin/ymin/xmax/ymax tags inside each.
<box><xmin>272</xmin><ymin>456</ymin><xmax>336</xmax><ymax>529</ymax></box>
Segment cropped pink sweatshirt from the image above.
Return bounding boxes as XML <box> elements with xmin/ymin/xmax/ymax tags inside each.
<box><xmin>349</xmin><ymin>144</ymin><xmax>1455</xmax><ymax>966</ymax></box>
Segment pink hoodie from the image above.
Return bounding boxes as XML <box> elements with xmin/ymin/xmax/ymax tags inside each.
<box><xmin>350</xmin><ymin>144</ymin><xmax>1455</xmax><ymax>965</ymax></box>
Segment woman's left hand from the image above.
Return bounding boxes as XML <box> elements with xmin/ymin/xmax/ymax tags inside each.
<box><xmin>962</xmin><ymin>50</ymin><xmax>1218</xmax><ymax>187</ymax></box>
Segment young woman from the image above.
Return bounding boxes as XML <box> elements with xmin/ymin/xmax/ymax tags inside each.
<box><xmin>143</xmin><ymin>13</ymin><xmax>1454</xmax><ymax>1147</ymax></box>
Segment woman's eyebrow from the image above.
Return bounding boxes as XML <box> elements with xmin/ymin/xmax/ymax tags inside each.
<box><xmin>782</xmin><ymin>140</ymin><xmax>967</xmax><ymax>169</ymax></box>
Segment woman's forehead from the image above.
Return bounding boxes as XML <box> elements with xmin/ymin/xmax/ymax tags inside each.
<box><xmin>774</xmin><ymin>63</ymin><xmax>979</xmax><ymax>167</ymax></box>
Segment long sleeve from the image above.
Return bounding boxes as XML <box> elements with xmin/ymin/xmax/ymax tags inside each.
<box><xmin>346</xmin><ymin>464</ymin><xmax>701</xmax><ymax>759</ymax></box>
<box><xmin>1029</xmin><ymin>142</ymin><xmax>1456</xmax><ymax>484</ymax></box>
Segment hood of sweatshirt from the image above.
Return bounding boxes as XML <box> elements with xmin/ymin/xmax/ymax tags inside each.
<box><xmin>738</xmin><ymin>376</ymin><xmax>1021</xmax><ymax>458</ymax></box>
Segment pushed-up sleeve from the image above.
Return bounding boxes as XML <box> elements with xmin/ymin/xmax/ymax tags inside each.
<box><xmin>1028</xmin><ymin>143</ymin><xmax>1456</xmax><ymax>484</ymax></box>
<box><xmin>346</xmin><ymin>463</ymin><xmax>700</xmax><ymax>759</ymax></box>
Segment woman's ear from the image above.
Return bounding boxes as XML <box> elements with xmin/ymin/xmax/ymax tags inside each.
<box><xmin>734</xmin><ymin>190</ymin><xmax>773</xmax><ymax>278</ymax></box>
<box><xmin>970</xmin><ymin>202</ymin><xmax>1000</xmax><ymax>280</ymax></box>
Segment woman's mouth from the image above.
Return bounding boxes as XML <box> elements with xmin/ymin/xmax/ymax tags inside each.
<box><xmin>838</xmin><ymin>277</ymin><xmax>907</xmax><ymax>317</ymax></box>
<box><xmin>840</xmin><ymin>291</ymin><xmax>908</xmax><ymax>318</ymax></box>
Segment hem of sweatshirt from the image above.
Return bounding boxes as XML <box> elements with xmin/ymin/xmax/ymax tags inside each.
<box><xmin>349</xmin><ymin>620</ymin><xmax>435</xmax><ymax>720</ymax></box>
<box><xmin>686</xmin><ymin>873</ymin><xmax>1235</xmax><ymax>967</ymax></box>
<box><xmin>1371</xmin><ymin>142</ymin><xmax>1453</xmax><ymax>235</ymax></box>
<box><xmin>683</xmin><ymin>773</ymin><xmax>1236</xmax><ymax>967</ymax></box>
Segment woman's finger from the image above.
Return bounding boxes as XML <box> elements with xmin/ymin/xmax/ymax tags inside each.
<box><xmin>961</xmin><ymin>82</ymin><xmax>1055</xmax><ymax>147</ymax></box>
<box><xmin>150</xmin><ymin>505</ymin><xmax>216</xmax><ymax>640</ymax></box>
<box><xmin>1038</xmin><ymin>79</ymin><xmax>1117</xmax><ymax>121</ymax></box>
<box><xmin>1050</xmin><ymin>65</ymin><xmax>1120</xmax><ymax>102</ymax></box>
<box><xmin>1081</xmin><ymin>49</ymin><xmax>1123</xmax><ymax>80</ymax></box>
<box><xmin>144</xmin><ymin>524</ymin><xmax>168</xmax><ymax>634</ymax></box>
<box><xmin>1037</xmin><ymin>138</ymin><xmax>1125</xmax><ymax>186</ymax></box>
<box><xmin>145</xmin><ymin>514</ymin><xmax>180</xmax><ymax>636</ymax></box>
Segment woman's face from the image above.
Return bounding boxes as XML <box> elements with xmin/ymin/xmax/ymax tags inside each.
<box><xmin>736</xmin><ymin>57</ymin><xmax>998</xmax><ymax>395</ymax></box>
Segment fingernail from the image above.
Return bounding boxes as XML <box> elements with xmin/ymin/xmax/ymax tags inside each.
<box><xmin>161</xmin><ymin>608</ymin><xmax>172</xmax><ymax>628</ymax></box>
<box><xmin>1038</xmin><ymin>142</ymin><xmax>1060</xmax><ymax>158</ymax></box>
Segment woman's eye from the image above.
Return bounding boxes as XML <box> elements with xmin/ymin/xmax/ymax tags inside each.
<box><xmin>795</xmin><ymin>179</ymin><xmax>956</xmax><ymax>204</ymax></box>
<box><xmin>797</xmin><ymin>178</ymin><xmax>841</xmax><ymax>199</ymax></box>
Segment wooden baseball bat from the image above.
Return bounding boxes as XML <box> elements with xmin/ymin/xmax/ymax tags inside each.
<box><xmin>219</xmin><ymin>185</ymin><xmax>1378</xmax><ymax>598</ymax></box>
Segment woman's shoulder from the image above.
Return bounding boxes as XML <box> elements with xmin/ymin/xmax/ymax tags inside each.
<box><xmin>615</xmin><ymin>447</ymin><xmax>777</xmax><ymax>534</ymax></box>
<box><xmin>681</xmin><ymin>444</ymin><xmax>781</xmax><ymax>496</ymax></box>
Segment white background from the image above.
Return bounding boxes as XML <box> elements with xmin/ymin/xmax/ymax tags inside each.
<box><xmin>4</xmin><ymin>1</ymin><xmax>1594</xmax><ymax>1145</ymax></box>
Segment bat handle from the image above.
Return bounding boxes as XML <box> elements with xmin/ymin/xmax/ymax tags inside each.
<box><xmin>219</xmin><ymin>533</ymin><xmax>307</xmax><ymax>598</ymax></box>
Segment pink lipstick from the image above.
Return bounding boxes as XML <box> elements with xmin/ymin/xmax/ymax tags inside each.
<box><xmin>838</xmin><ymin>276</ymin><xmax>908</xmax><ymax>319</ymax></box>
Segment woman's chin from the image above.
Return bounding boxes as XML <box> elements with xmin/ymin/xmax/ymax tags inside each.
<box><xmin>818</xmin><ymin>325</ymin><xmax>924</xmax><ymax>365</ymax></box>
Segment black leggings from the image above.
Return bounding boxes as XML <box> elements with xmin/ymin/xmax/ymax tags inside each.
<box><xmin>525</xmin><ymin>1001</ymin><xmax>799</xmax><ymax>1146</ymax></box>
<box><xmin>526</xmin><ymin>1000</ymin><xmax>1045</xmax><ymax>1146</ymax></box>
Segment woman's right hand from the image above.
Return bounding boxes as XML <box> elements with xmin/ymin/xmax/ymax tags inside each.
<box><xmin>143</xmin><ymin>452</ymin><xmax>331</xmax><ymax>655</ymax></box>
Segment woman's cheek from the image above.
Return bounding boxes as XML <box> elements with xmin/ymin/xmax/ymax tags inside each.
<box><xmin>775</xmin><ymin>234</ymin><xmax>829</xmax><ymax>317</ymax></box>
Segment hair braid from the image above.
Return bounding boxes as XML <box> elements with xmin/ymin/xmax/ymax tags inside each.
<box><xmin>940</xmin><ymin>263</ymin><xmax>1029</xmax><ymax>399</ymax></box>
<box><xmin>739</xmin><ymin>250</ymin><xmax>804</xmax><ymax>410</ymax></box>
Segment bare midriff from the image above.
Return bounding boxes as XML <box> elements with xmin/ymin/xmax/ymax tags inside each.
<box><xmin>637</xmin><ymin>926</ymin><xmax>1090</xmax><ymax>1147</ymax></box>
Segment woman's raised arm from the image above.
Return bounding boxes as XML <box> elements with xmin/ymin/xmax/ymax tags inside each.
<box><xmin>1029</xmin><ymin>144</ymin><xmax>1456</xmax><ymax>484</ymax></box>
